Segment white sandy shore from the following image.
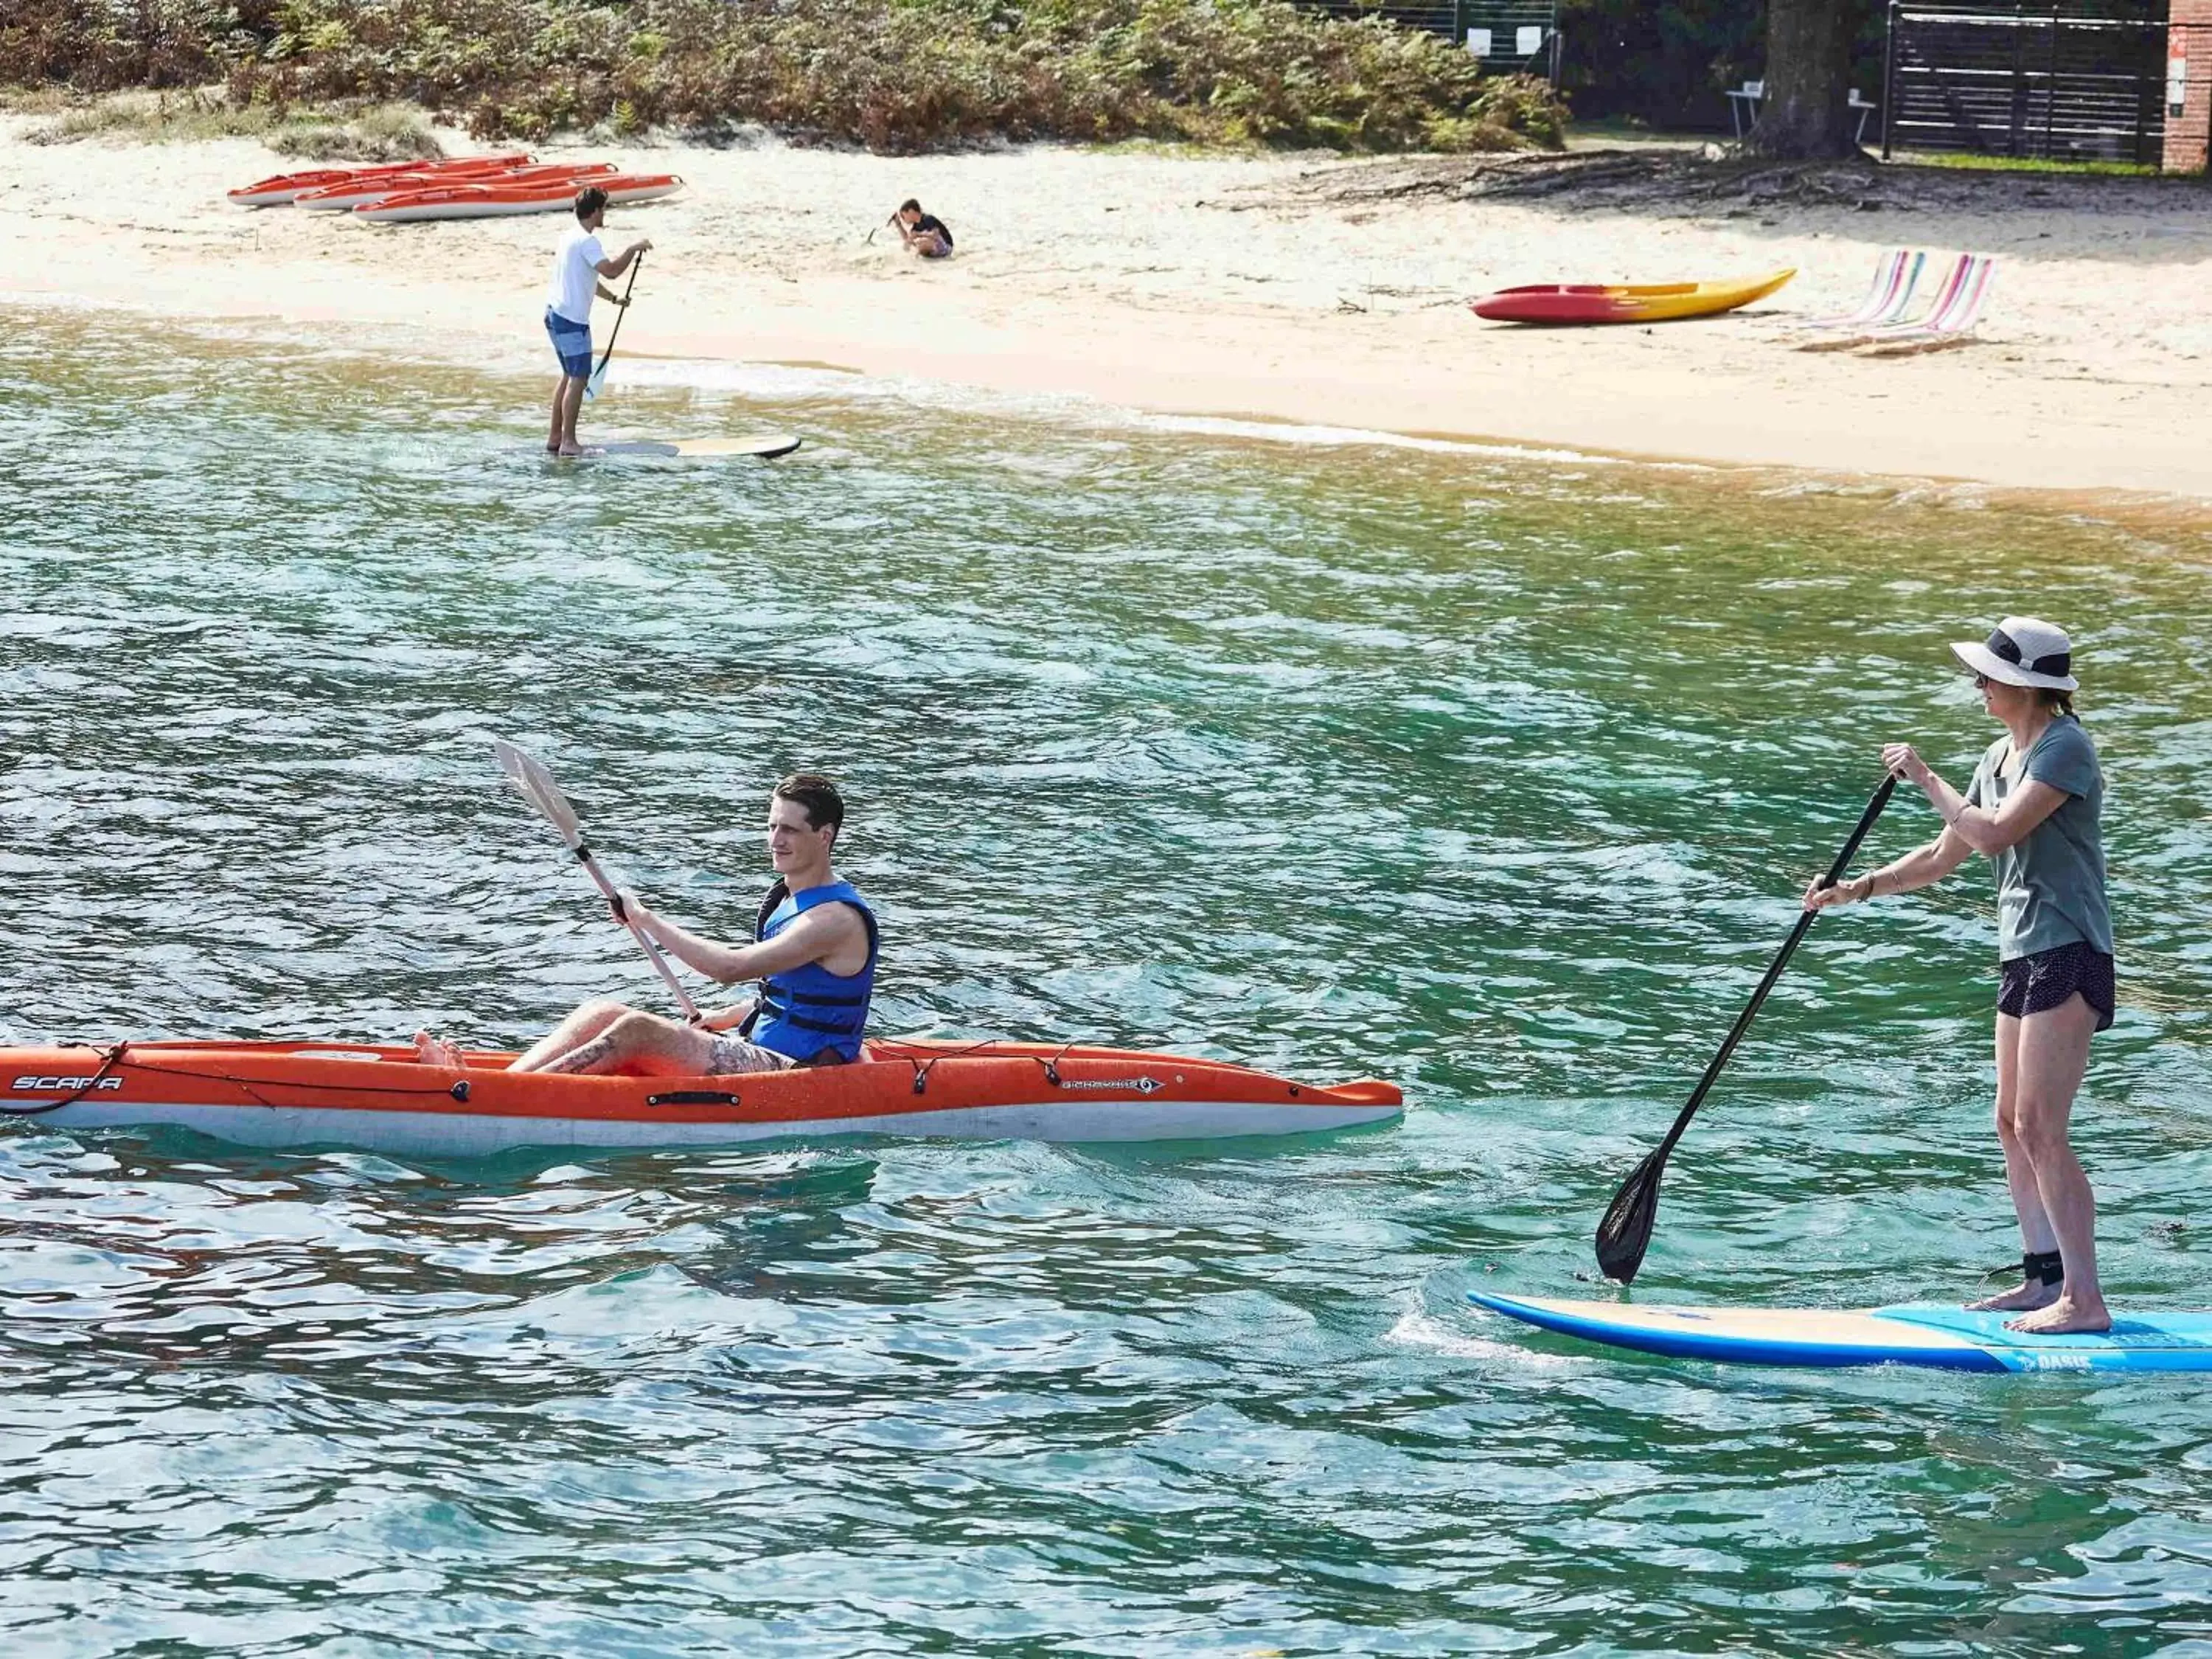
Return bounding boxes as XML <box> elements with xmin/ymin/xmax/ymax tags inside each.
<box><xmin>9</xmin><ymin>120</ymin><xmax>2212</xmax><ymax>504</ymax></box>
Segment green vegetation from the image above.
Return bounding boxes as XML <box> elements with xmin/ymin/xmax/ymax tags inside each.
<box><xmin>3</xmin><ymin>0</ymin><xmax>1567</xmax><ymax>154</ymax></box>
<box><xmin>18</xmin><ymin>87</ymin><xmax>441</xmax><ymax>157</ymax></box>
<box><xmin>1896</xmin><ymin>149</ymin><xmax>2161</xmax><ymax>178</ymax></box>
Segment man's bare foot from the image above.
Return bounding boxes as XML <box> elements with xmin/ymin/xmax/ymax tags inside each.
<box><xmin>1966</xmin><ymin>1279</ymin><xmax>2060</xmax><ymax>1313</ymax></box>
<box><xmin>2005</xmin><ymin>1296</ymin><xmax>2112</xmax><ymax>1335</ymax></box>
<box><xmin>557</xmin><ymin>442</ymin><xmax>585</xmax><ymax>459</ymax></box>
<box><xmin>412</xmin><ymin>1030</ymin><xmax>465</xmax><ymax>1068</ymax></box>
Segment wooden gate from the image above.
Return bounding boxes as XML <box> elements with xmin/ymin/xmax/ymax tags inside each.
<box><xmin>1882</xmin><ymin>1</ymin><xmax>2168</xmax><ymax>163</ymax></box>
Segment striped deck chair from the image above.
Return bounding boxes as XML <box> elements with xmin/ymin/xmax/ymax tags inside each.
<box><xmin>1797</xmin><ymin>248</ymin><xmax>1925</xmax><ymax>332</ymax></box>
<box><xmin>1855</xmin><ymin>254</ymin><xmax>1996</xmax><ymax>355</ymax></box>
<box><xmin>1793</xmin><ymin>253</ymin><xmax>1984</xmax><ymax>353</ymax></box>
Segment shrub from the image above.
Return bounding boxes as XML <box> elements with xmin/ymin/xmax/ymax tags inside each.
<box><xmin>4</xmin><ymin>0</ymin><xmax>1566</xmax><ymax>153</ymax></box>
<box><xmin>268</xmin><ymin>104</ymin><xmax>443</xmax><ymax>159</ymax></box>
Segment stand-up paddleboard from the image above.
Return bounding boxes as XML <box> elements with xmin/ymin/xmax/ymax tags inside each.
<box><xmin>579</xmin><ymin>436</ymin><xmax>802</xmax><ymax>461</ymax></box>
<box><xmin>1468</xmin><ymin>1290</ymin><xmax>2212</xmax><ymax>1374</ymax></box>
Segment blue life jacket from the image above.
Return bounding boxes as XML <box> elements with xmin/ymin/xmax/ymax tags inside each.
<box><xmin>745</xmin><ymin>879</ymin><xmax>877</xmax><ymax>1064</ymax></box>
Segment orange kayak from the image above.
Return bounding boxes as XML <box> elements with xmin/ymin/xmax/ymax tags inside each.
<box><xmin>1470</xmin><ymin>269</ymin><xmax>1795</xmax><ymax>325</ymax></box>
<box><xmin>356</xmin><ymin>173</ymin><xmax>685</xmax><ymax>223</ymax></box>
<box><xmin>226</xmin><ymin>154</ymin><xmax>535</xmax><ymax>207</ymax></box>
<box><xmin>0</xmin><ymin>1038</ymin><xmax>1402</xmax><ymax>1156</ymax></box>
<box><xmin>291</xmin><ymin>163</ymin><xmax>617</xmax><ymax>212</ymax></box>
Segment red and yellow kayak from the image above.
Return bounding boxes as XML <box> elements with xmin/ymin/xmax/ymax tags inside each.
<box><xmin>0</xmin><ymin>1038</ymin><xmax>1402</xmax><ymax>1156</ymax></box>
<box><xmin>1471</xmin><ymin>268</ymin><xmax>1795</xmax><ymax>325</ymax></box>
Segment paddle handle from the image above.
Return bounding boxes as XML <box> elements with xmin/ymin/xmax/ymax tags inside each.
<box><xmin>571</xmin><ymin>844</ymin><xmax>700</xmax><ymax>1022</ymax></box>
<box><xmin>1652</xmin><ymin>773</ymin><xmax>1898</xmax><ymax>1161</ymax></box>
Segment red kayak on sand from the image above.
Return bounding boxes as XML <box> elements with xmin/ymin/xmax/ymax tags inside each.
<box><xmin>291</xmin><ymin>162</ymin><xmax>619</xmax><ymax>212</ymax></box>
<box><xmin>0</xmin><ymin>1037</ymin><xmax>1403</xmax><ymax>1156</ymax></box>
<box><xmin>1470</xmin><ymin>269</ymin><xmax>1795</xmax><ymax>325</ymax></box>
<box><xmin>355</xmin><ymin>173</ymin><xmax>685</xmax><ymax>222</ymax></box>
<box><xmin>226</xmin><ymin>154</ymin><xmax>535</xmax><ymax>207</ymax></box>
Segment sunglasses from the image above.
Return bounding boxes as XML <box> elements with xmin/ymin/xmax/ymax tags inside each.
<box><xmin>1972</xmin><ymin>672</ymin><xmax>1990</xmax><ymax>689</ymax></box>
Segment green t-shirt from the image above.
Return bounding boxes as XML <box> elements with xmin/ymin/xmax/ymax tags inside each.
<box><xmin>1964</xmin><ymin>714</ymin><xmax>2112</xmax><ymax>961</ymax></box>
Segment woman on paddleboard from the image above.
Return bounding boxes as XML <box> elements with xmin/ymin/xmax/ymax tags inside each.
<box><xmin>1804</xmin><ymin>616</ymin><xmax>2113</xmax><ymax>1335</ymax></box>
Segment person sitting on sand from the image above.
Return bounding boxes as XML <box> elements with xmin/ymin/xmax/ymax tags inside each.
<box><xmin>416</xmin><ymin>773</ymin><xmax>877</xmax><ymax>1076</ymax></box>
<box><xmin>894</xmin><ymin>198</ymin><xmax>953</xmax><ymax>260</ymax></box>
<box><xmin>1804</xmin><ymin>616</ymin><xmax>2114</xmax><ymax>1335</ymax></box>
<box><xmin>545</xmin><ymin>184</ymin><xmax>651</xmax><ymax>459</ymax></box>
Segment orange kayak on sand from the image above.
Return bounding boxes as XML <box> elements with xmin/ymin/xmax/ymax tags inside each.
<box><xmin>1471</xmin><ymin>268</ymin><xmax>1795</xmax><ymax>325</ymax></box>
<box><xmin>0</xmin><ymin>1037</ymin><xmax>1403</xmax><ymax>1156</ymax></box>
<box><xmin>355</xmin><ymin>173</ymin><xmax>685</xmax><ymax>223</ymax></box>
<box><xmin>226</xmin><ymin>154</ymin><xmax>535</xmax><ymax>207</ymax></box>
<box><xmin>291</xmin><ymin>162</ymin><xmax>618</xmax><ymax>212</ymax></box>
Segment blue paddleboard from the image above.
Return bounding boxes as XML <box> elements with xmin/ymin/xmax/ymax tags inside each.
<box><xmin>1468</xmin><ymin>1290</ymin><xmax>2212</xmax><ymax>1374</ymax></box>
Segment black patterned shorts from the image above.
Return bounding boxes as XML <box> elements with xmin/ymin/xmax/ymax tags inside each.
<box><xmin>1997</xmin><ymin>941</ymin><xmax>2115</xmax><ymax>1032</ymax></box>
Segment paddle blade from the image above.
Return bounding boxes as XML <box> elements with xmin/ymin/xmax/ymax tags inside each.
<box><xmin>1594</xmin><ymin>1147</ymin><xmax>1666</xmax><ymax>1284</ymax></box>
<box><xmin>584</xmin><ymin>358</ymin><xmax>609</xmax><ymax>401</ymax></box>
<box><xmin>492</xmin><ymin>739</ymin><xmax>584</xmax><ymax>848</ymax></box>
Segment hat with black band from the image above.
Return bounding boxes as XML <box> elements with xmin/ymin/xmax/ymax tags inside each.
<box><xmin>1950</xmin><ymin>615</ymin><xmax>2078</xmax><ymax>692</ymax></box>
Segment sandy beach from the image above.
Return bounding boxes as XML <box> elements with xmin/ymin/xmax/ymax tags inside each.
<box><xmin>10</xmin><ymin>117</ymin><xmax>2212</xmax><ymax>503</ymax></box>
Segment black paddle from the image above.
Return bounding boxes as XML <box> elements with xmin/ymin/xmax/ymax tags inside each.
<box><xmin>1593</xmin><ymin>773</ymin><xmax>1898</xmax><ymax>1284</ymax></box>
<box><xmin>585</xmin><ymin>249</ymin><xmax>644</xmax><ymax>402</ymax></box>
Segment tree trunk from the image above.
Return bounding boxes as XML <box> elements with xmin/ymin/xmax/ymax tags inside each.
<box><xmin>1746</xmin><ymin>0</ymin><xmax>1861</xmax><ymax>158</ymax></box>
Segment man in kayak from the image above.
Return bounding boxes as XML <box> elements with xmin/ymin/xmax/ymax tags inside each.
<box><xmin>415</xmin><ymin>773</ymin><xmax>877</xmax><ymax>1074</ymax></box>
<box><xmin>546</xmin><ymin>184</ymin><xmax>651</xmax><ymax>458</ymax></box>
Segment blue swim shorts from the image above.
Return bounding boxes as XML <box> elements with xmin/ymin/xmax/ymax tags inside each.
<box><xmin>545</xmin><ymin>307</ymin><xmax>593</xmax><ymax>378</ymax></box>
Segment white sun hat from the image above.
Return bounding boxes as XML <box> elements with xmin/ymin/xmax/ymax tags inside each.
<box><xmin>1950</xmin><ymin>616</ymin><xmax>2079</xmax><ymax>692</ymax></box>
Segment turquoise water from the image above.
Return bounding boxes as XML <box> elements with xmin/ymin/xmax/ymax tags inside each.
<box><xmin>5</xmin><ymin>307</ymin><xmax>2212</xmax><ymax>1653</ymax></box>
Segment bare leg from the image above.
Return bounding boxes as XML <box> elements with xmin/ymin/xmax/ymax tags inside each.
<box><xmin>1966</xmin><ymin>1012</ymin><xmax>2061</xmax><ymax>1312</ymax></box>
<box><xmin>535</xmin><ymin>1010</ymin><xmax>719</xmax><ymax>1077</ymax></box>
<box><xmin>509</xmin><ymin>999</ymin><xmax>631</xmax><ymax>1074</ymax></box>
<box><xmin>547</xmin><ymin>377</ymin><xmax>566</xmax><ymax>452</ymax></box>
<box><xmin>557</xmin><ymin>377</ymin><xmax>588</xmax><ymax>457</ymax></box>
<box><xmin>2004</xmin><ymin>993</ymin><xmax>2108</xmax><ymax>1334</ymax></box>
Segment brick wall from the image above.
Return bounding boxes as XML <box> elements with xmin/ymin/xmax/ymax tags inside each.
<box><xmin>2166</xmin><ymin>1</ymin><xmax>2212</xmax><ymax>173</ymax></box>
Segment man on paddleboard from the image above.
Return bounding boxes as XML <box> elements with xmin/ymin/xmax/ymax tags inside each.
<box><xmin>546</xmin><ymin>185</ymin><xmax>650</xmax><ymax>458</ymax></box>
<box><xmin>1804</xmin><ymin>617</ymin><xmax>2113</xmax><ymax>1335</ymax></box>
<box><xmin>416</xmin><ymin>773</ymin><xmax>877</xmax><ymax>1075</ymax></box>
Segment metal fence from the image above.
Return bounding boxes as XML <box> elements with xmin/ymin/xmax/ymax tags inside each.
<box><xmin>1882</xmin><ymin>2</ymin><xmax>2168</xmax><ymax>162</ymax></box>
<box><xmin>1293</xmin><ymin>0</ymin><xmax>1560</xmax><ymax>84</ymax></box>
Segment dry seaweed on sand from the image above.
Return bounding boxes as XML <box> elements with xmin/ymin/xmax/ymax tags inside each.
<box><xmin>1281</xmin><ymin>147</ymin><xmax>2212</xmax><ymax>223</ymax></box>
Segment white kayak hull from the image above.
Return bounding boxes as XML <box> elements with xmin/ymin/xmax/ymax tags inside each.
<box><xmin>22</xmin><ymin>1095</ymin><xmax>1394</xmax><ymax>1158</ymax></box>
<box><xmin>358</xmin><ymin>181</ymin><xmax>682</xmax><ymax>223</ymax></box>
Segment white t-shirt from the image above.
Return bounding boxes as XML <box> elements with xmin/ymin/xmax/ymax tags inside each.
<box><xmin>548</xmin><ymin>224</ymin><xmax>607</xmax><ymax>325</ymax></box>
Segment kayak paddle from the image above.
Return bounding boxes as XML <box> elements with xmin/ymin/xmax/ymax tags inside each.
<box><xmin>584</xmin><ymin>250</ymin><xmax>643</xmax><ymax>402</ymax></box>
<box><xmin>1593</xmin><ymin>773</ymin><xmax>1898</xmax><ymax>1284</ymax></box>
<box><xmin>492</xmin><ymin>738</ymin><xmax>701</xmax><ymax>1021</ymax></box>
